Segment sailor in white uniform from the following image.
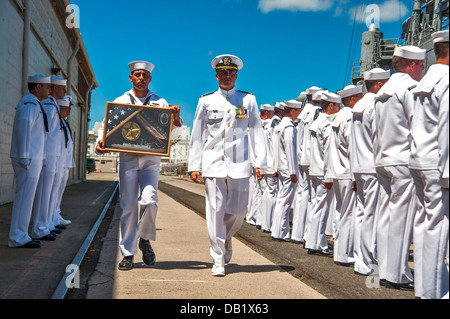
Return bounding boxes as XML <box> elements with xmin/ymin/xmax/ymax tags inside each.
<box><xmin>9</xmin><ymin>75</ymin><xmax>51</xmax><ymax>248</ymax></box>
<box><xmin>34</xmin><ymin>76</ymin><xmax>67</xmax><ymax>240</ymax></box>
<box><xmin>188</xmin><ymin>54</ymin><xmax>267</xmax><ymax>276</ymax></box>
<box><xmin>96</xmin><ymin>61</ymin><xmax>183</xmax><ymax>270</ymax></box>
<box><xmin>51</xmin><ymin>97</ymin><xmax>74</xmax><ymax>228</ymax></box>
<box><xmin>409</xmin><ymin>30</ymin><xmax>449</xmax><ymax>299</ymax></box>
<box><xmin>305</xmin><ymin>92</ymin><xmax>340</xmax><ymax>256</ymax></box>
<box><xmin>246</xmin><ymin>104</ymin><xmax>272</xmax><ymax>227</ymax></box>
<box><xmin>271</xmin><ymin>100</ymin><xmax>301</xmax><ymax>241</ymax></box>
<box><xmin>326</xmin><ymin>85</ymin><xmax>362</xmax><ymax>265</ymax></box>
<box><xmin>260</xmin><ymin>103</ymin><xmax>283</xmax><ymax>233</ymax></box>
<box><xmin>374</xmin><ymin>45</ymin><xmax>425</xmax><ymax>290</ymax></box>
<box><xmin>350</xmin><ymin>68</ymin><xmax>390</xmax><ymax>275</ymax></box>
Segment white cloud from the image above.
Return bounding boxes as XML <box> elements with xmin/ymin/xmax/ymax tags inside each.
<box><xmin>349</xmin><ymin>0</ymin><xmax>409</xmax><ymax>24</ymax></box>
<box><xmin>258</xmin><ymin>0</ymin><xmax>335</xmax><ymax>13</ymax></box>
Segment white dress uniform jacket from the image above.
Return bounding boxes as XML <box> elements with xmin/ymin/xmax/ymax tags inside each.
<box><xmin>409</xmin><ymin>64</ymin><xmax>449</xmax><ymax>299</ymax></box>
<box><xmin>9</xmin><ymin>93</ymin><xmax>48</xmax><ymax>247</ymax></box>
<box><xmin>188</xmin><ymin>87</ymin><xmax>267</xmax><ymax>177</ymax></box>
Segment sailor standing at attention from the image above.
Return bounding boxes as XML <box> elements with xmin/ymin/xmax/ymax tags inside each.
<box><xmin>374</xmin><ymin>45</ymin><xmax>425</xmax><ymax>291</ymax></box>
<box><xmin>34</xmin><ymin>76</ymin><xmax>67</xmax><ymax>240</ymax></box>
<box><xmin>350</xmin><ymin>68</ymin><xmax>390</xmax><ymax>276</ymax></box>
<box><xmin>188</xmin><ymin>54</ymin><xmax>267</xmax><ymax>276</ymax></box>
<box><xmin>409</xmin><ymin>30</ymin><xmax>449</xmax><ymax>299</ymax></box>
<box><xmin>96</xmin><ymin>61</ymin><xmax>183</xmax><ymax>270</ymax></box>
<box><xmin>271</xmin><ymin>100</ymin><xmax>302</xmax><ymax>241</ymax></box>
<box><xmin>326</xmin><ymin>84</ymin><xmax>363</xmax><ymax>266</ymax></box>
<box><xmin>9</xmin><ymin>75</ymin><xmax>51</xmax><ymax>248</ymax></box>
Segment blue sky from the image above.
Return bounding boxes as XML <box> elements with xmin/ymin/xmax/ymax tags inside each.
<box><xmin>71</xmin><ymin>0</ymin><xmax>414</xmax><ymax>130</ymax></box>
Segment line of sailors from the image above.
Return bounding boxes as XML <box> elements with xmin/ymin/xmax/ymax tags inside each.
<box><xmin>246</xmin><ymin>30</ymin><xmax>449</xmax><ymax>299</ymax></box>
<box><xmin>9</xmin><ymin>75</ymin><xmax>75</xmax><ymax>249</ymax></box>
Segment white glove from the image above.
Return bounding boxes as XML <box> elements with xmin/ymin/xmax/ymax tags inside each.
<box><xmin>18</xmin><ymin>158</ymin><xmax>31</xmax><ymax>169</ymax></box>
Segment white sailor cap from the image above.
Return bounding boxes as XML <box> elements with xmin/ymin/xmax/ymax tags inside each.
<box><xmin>276</xmin><ymin>102</ymin><xmax>287</xmax><ymax>109</ymax></box>
<box><xmin>212</xmin><ymin>54</ymin><xmax>243</xmax><ymax>71</ymax></box>
<box><xmin>28</xmin><ymin>75</ymin><xmax>51</xmax><ymax>84</ymax></box>
<box><xmin>312</xmin><ymin>90</ymin><xmax>325</xmax><ymax>102</ymax></box>
<box><xmin>285</xmin><ymin>100</ymin><xmax>302</xmax><ymax>108</ymax></box>
<box><xmin>51</xmin><ymin>76</ymin><xmax>67</xmax><ymax>86</ymax></box>
<box><xmin>261</xmin><ymin>104</ymin><xmax>275</xmax><ymax>111</ymax></box>
<box><xmin>338</xmin><ymin>85</ymin><xmax>363</xmax><ymax>98</ymax></box>
<box><xmin>432</xmin><ymin>30</ymin><xmax>449</xmax><ymax>44</ymax></box>
<box><xmin>128</xmin><ymin>61</ymin><xmax>155</xmax><ymax>74</ymax></box>
<box><xmin>364</xmin><ymin>68</ymin><xmax>391</xmax><ymax>81</ymax></box>
<box><xmin>57</xmin><ymin>98</ymin><xmax>70</xmax><ymax>107</ymax></box>
<box><xmin>321</xmin><ymin>91</ymin><xmax>342</xmax><ymax>104</ymax></box>
<box><xmin>394</xmin><ymin>45</ymin><xmax>426</xmax><ymax>60</ymax></box>
<box><xmin>306</xmin><ymin>86</ymin><xmax>321</xmax><ymax>95</ymax></box>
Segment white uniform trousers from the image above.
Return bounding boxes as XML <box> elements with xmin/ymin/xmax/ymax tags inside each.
<box><xmin>305</xmin><ymin>177</ymin><xmax>335</xmax><ymax>250</ymax></box>
<box><xmin>246</xmin><ymin>170</ymin><xmax>259</xmax><ymax>226</ymax></box>
<box><xmin>261</xmin><ymin>174</ymin><xmax>278</xmax><ymax>232</ymax></box>
<box><xmin>205</xmin><ymin>176</ymin><xmax>249</xmax><ymax>267</ymax></box>
<box><xmin>333</xmin><ymin>179</ymin><xmax>356</xmax><ymax>264</ymax></box>
<box><xmin>291</xmin><ymin>166</ymin><xmax>310</xmax><ymax>242</ymax></box>
<box><xmin>9</xmin><ymin>159</ymin><xmax>44</xmax><ymax>247</ymax></box>
<box><xmin>271</xmin><ymin>172</ymin><xmax>297</xmax><ymax>240</ymax></box>
<box><xmin>353</xmin><ymin>173</ymin><xmax>379</xmax><ymax>275</ymax></box>
<box><xmin>119</xmin><ymin>154</ymin><xmax>160</xmax><ymax>257</ymax></box>
<box><xmin>50</xmin><ymin>166</ymin><xmax>69</xmax><ymax>228</ymax></box>
<box><xmin>32</xmin><ymin>156</ymin><xmax>59</xmax><ymax>238</ymax></box>
<box><xmin>53</xmin><ymin>167</ymin><xmax>69</xmax><ymax>225</ymax></box>
<box><xmin>410</xmin><ymin>169</ymin><xmax>449</xmax><ymax>299</ymax></box>
<box><xmin>376</xmin><ymin>165</ymin><xmax>416</xmax><ymax>283</ymax></box>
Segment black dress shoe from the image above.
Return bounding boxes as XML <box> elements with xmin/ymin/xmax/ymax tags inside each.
<box><xmin>385</xmin><ymin>281</ymin><xmax>414</xmax><ymax>291</ymax></box>
<box><xmin>35</xmin><ymin>234</ymin><xmax>57</xmax><ymax>241</ymax></box>
<box><xmin>139</xmin><ymin>239</ymin><xmax>156</xmax><ymax>266</ymax></box>
<box><xmin>55</xmin><ymin>224</ymin><xmax>66</xmax><ymax>230</ymax></box>
<box><xmin>18</xmin><ymin>240</ymin><xmax>41</xmax><ymax>248</ymax></box>
<box><xmin>51</xmin><ymin>229</ymin><xmax>62</xmax><ymax>234</ymax></box>
<box><xmin>118</xmin><ymin>256</ymin><xmax>134</xmax><ymax>270</ymax></box>
<box><xmin>271</xmin><ymin>237</ymin><xmax>290</xmax><ymax>242</ymax></box>
<box><xmin>334</xmin><ymin>261</ymin><xmax>354</xmax><ymax>267</ymax></box>
<box><xmin>308</xmin><ymin>248</ymin><xmax>334</xmax><ymax>257</ymax></box>
<box><xmin>291</xmin><ymin>239</ymin><xmax>304</xmax><ymax>245</ymax></box>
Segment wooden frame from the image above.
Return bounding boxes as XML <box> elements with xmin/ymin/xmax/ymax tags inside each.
<box><xmin>102</xmin><ymin>102</ymin><xmax>173</xmax><ymax>157</ymax></box>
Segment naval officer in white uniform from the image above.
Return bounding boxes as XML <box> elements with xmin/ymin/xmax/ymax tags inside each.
<box><xmin>409</xmin><ymin>30</ymin><xmax>449</xmax><ymax>299</ymax></box>
<box><xmin>97</xmin><ymin>61</ymin><xmax>183</xmax><ymax>270</ymax></box>
<box><xmin>188</xmin><ymin>54</ymin><xmax>267</xmax><ymax>276</ymax></box>
<box><xmin>33</xmin><ymin>76</ymin><xmax>67</xmax><ymax>240</ymax></box>
<box><xmin>271</xmin><ymin>100</ymin><xmax>302</xmax><ymax>241</ymax></box>
<box><xmin>350</xmin><ymin>68</ymin><xmax>390</xmax><ymax>276</ymax></box>
<box><xmin>9</xmin><ymin>75</ymin><xmax>51</xmax><ymax>248</ymax></box>
<box><xmin>374</xmin><ymin>45</ymin><xmax>425</xmax><ymax>290</ymax></box>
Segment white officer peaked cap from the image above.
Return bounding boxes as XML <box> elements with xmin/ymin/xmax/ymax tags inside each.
<box><xmin>432</xmin><ymin>30</ymin><xmax>449</xmax><ymax>44</ymax></box>
<box><xmin>51</xmin><ymin>76</ymin><xmax>67</xmax><ymax>86</ymax></box>
<box><xmin>128</xmin><ymin>61</ymin><xmax>155</xmax><ymax>74</ymax></box>
<box><xmin>322</xmin><ymin>91</ymin><xmax>342</xmax><ymax>104</ymax></box>
<box><xmin>57</xmin><ymin>98</ymin><xmax>70</xmax><ymax>107</ymax></box>
<box><xmin>338</xmin><ymin>84</ymin><xmax>363</xmax><ymax>98</ymax></box>
<box><xmin>306</xmin><ymin>86</ymin><xmax>321</xmax><ymax>95</ymax></box>
<box><xmin>212</xmin><ymin>54</ymin><xmax>243</xmax><ymax>71</ymax></box>
<box><xmin>285</xmin><ymin>99</ymin><xmax>302</xmax><ymax>108</ymax></box>
<box><xmin>261</xmin><ymin>104</ymin><xmax>275</xmax><ymax>111</ymax></box>
<box><xmin>394</xmin><ymin>45</ymin><xmax>426</xmax><ymax>60</ymax></box>
<box><xmin>28</xmin><ymin>74</ymin><xmax>51</xmax><ymax>84</ymax></box>
<box><xmin>364</xmin><ymin>68</ymin><xmax>391</xmax><ymax>81</ymax></box>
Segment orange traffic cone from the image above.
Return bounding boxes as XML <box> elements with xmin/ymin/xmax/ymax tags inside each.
<box><xmin>99</xmin><ymin>168</ymin><xmax>102</xmax><ymax>173</ymax></box>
